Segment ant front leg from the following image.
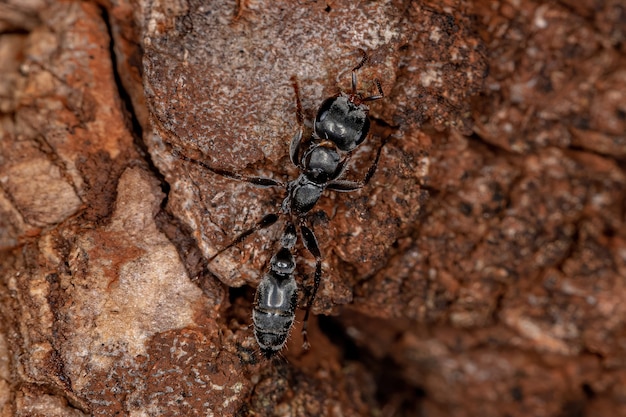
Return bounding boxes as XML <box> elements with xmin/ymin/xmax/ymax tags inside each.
<box><xmin>299</xmin><ymin>223</ymin><xmax>322</xmax><ymax>351</ymax></box>
<box><xmin>326</xmin><ymin>135</ymin><xmax>389</xmax><ymax>192</ymax></box>
<box><xmin>289</xmin><ymin>76</ymin><xmax>305</xmax><ymax>168</ymax></box>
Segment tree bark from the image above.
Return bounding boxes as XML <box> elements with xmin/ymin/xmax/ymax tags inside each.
<box><xmin>0</xmin><ymin>0</ymin><xmax>624</xmax><ymax>416</ymax></box>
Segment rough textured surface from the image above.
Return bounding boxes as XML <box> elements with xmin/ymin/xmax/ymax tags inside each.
<box><xmin>143</xmin><ymin>0</ymin><xmax>427</xmax><ymax>295</ymax></box>
<box><xmin>0</xmin><ymin>0</ymin><xmax>625</xmax><ymax>416</ymax></box>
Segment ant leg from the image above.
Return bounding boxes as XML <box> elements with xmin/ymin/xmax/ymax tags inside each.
<box><xmin>289</xmin><ymin>76</ymin><xmax>305</xmax><ymax>167</ymax></box>
<box><xmin>175</xmin><ymin>151</ymin><xmax>285</xmax><ymax>188</ymax></box>
<box><xmin>299</xmin><ymin>223</ymin><xmax>322</xmax><ymax>351</ymax></box>
<box><xmin>208</xmin><ymin>213</ymin><xmax>280</xmax><ymax>262</ymax></box>
<box><xmin>326</xmin><ymin>135</ymin><xmax>389</xmax><ymax>192</ymax></box>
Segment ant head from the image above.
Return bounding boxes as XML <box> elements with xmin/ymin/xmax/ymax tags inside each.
<box><xmin>314</xmin><ymin>95</ymin><xmax>371</xmax><ymax>152</ymax></box>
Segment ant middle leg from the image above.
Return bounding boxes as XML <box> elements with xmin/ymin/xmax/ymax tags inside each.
<box><xmin>174</xmin><ymin>151</ymin><xmax>285</xmax><ymax>188</ymax></box>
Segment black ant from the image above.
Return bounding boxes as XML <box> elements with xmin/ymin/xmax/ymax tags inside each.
<box><xmin>176</xmin><ymin>50</ymin><xmax>386</xmax><ymax>357</ymax></box>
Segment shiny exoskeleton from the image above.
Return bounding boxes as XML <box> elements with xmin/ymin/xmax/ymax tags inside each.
<box><xmin>252</xmin><ymin>223</ymin><xmax>298</xmax><ymax>357</ymax></box>
<box><xmin>177</xmin><ymin>49</ymin><xmax>385</xmax><ymax>357</ymax></box>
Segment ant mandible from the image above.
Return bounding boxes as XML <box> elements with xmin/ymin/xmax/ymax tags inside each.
<box><xmin>177</xmin><ymin>49</ymin><xmax>386</xmax><ymax>357</ymax></box>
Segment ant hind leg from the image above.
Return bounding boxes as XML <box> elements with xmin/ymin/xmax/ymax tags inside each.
<box><xmin>299</xmin><ymin>223</ymin><xmax>322</xmax><ymax>351</ymax></box>
<box><xmin>208</xmin><ymin>213</ymin><xmax>280</xmax><ymax>263</ymax></box>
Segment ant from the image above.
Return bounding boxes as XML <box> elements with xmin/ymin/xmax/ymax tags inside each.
<box><xmin>176</xmin><ymin>49</ymin><xmax>386</xmax><ymax>357</ymax></box>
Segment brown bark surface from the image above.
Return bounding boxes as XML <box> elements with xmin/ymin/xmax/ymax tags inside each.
<box><xmin>0</xmin><ymin>0</ymin><xmax>624</xmax><ymax>416</ymax></box>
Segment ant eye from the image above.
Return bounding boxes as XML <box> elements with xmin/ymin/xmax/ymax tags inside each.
<box><xmin>315</xmin><ymin>98</ymin><xmax>335</xmax><ymax>123</ymax></box>
<box><xmin>316</xmin><ymin>98</ymin><xmax>333</xmax><ymax>122</ymax></box>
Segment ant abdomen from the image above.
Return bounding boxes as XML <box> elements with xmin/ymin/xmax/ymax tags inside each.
<box><xmin>252</xmin><ymin>247</ymin><xmax>298</xmax><ymax>357</ymax></box>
